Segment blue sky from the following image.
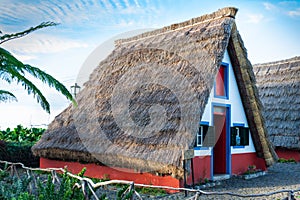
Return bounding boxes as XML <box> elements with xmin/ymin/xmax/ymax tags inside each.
<box><xmin>0</xmin><ymin>0</ymin><xmax>299</xmax><ymax>128</ymax></box>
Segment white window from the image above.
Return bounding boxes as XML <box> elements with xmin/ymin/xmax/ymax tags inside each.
<box><xmin>195</xmin><ymin>124</ymin><xmax>214</xmax><ymax>147</ymax></box>
<box><xmin>196</xmin><ymin>125</ymin><xmax>204</xmax><ymax>146</ymax></box>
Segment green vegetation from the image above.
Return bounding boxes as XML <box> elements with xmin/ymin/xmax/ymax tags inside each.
<box><xmin>117</xmin><ymin>185</ymin><xmax>133</xmax><ymax>200</ymax></box>
<box><xmin>0</xmin><ymin>125</ymin><xmax>45</xmax><ymax>143</ymax></box>
<box><xmin>0</xmin><ymin>125</ymin><xmax>45</xmax><ymax>167</ymax></box>
<box><xmin>136</xmin><ymin>186</ymin><xmax>166</xmax><ymax>196</ymax></box>
<box><xmin>243</xmin><ymin>165</ymin><xmax>261</xmax><ymax>175</ymax></box>
<box><xmin>0</xmin><ymin>22</ymin><xmax>76</xmax><ymax>113</ymax></box>
<box><xmin>0</xmin><ymin>168</ymin><xmax>87</xmax><ymax>200</ymax></box>
<box><xmin>0</xmin><ymin>142</ymin><xmax>39</xmax><ymax>167</ymax></box>
<box><xmin>278</xmin><ymin>158</ymin><xmax>296</xmax><ymax>163</ymax></box>
<box><xmin>112</xmin><ymin>182</ymin><xmax>166</xmax><ymax>197</ymax></box>
<box><xmin>0</xmin><ymin>166</ymin><xmax>167</xmax><ymax>199</ymax></box>
<box><xmin>196</xmin><ymin>178</ymin><xmax>210</xmax><ymax>185</ymax></box>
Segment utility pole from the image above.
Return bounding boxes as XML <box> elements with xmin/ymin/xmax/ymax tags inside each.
<box><xmin>70</xmin><ymin>83</ymin><xmax>81</xmax><ymax>98</ymax></box>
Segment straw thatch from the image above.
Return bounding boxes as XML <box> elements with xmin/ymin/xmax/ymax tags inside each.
<box><xmin>253</xmin><ymin>57</ymin><xmax>300</xmax><ymax>150</ymax></box>
<box><xmin>32</xmin><ymin>7</ymin><xmax>277</xmax><ymax>179</ymax></box>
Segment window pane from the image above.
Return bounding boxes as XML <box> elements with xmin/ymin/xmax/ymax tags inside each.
<box><xmin>197</xmin><ymin>136</ymin><xmax>202</xmax><ymax>146</ymax></box>
<box><xmin>216</xmin><ymin>65</ymin><xmax>225</xmax><ymax>96</ymax></box>
<box><xmin>213</xmin><ymin>106</ymin><xmax>226</xmax><ymax>114</ymax></box>
<box><xmin>196</xmin><ymin>126</ymin><xmax>203</xmax><ymax>146</ymax></box>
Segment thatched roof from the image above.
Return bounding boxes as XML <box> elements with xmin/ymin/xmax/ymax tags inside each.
<box><xmin>32</xmin><ymin>7</ymin><xmax>277</xmax><ymax>178</ymax></box>
<box><xmin>253</xmin><ymin>57</ymin><xmax>300</xmax><ymax>150</ymax></box>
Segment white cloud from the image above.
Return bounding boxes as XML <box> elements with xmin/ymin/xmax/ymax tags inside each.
<box><xmin>2</xmin><ymin>34</ymin><xmax>89</xmax><ymax>55</ymax></box>
<box><xmin>264</xmin><ymin>1</ymin><xmax>300</xmax><ymax>18</ymax></box>
<box><xmin>263</xmin><ymin>2</ymin><xmax>276</xmax><ymax>10</ymax></box>
<box><xmin>288</xmin><ymin>8</ymin><xmax>300</xmax><ymax>17</ymax></box>
<box><xmin>119</xmin><ymin>6</ymin><xmax>146</xmax><ymax>14</ymax></box>
<box><xmin>133</xmin><ymin>0</ymin><xmax>141</xmax><ymax>8</ymax></box>
<box><xmin>12</xmin><ymin>54</ymin><xmax>37</xmax><ymax>62</ymax></box>
<box><xmin>279</xmin><ymin>1</ymin><xmax>298</xmax><ymax>6</ymax></box>
<box><xmin>3</xmin><ymin>0</ymin><xmax>154</xmax><ymax>24</ymax></box>
<box><xmin>0</xmin><ymin>102</ymin><xmax>63</xmax><ymax>128</ymax></box>
<box><xmin>0</xmin><ymin>87</ymin><xmax>70</xmax><ymax>129</ymax></box>
<box><xmin>246</xmin><ymin>14</ymin><xmax>264</xmax><ymax>24</ymax></box>
<box><xmin>0</xmin><ymin>0</ymin><xmax>163</xmax><ymax>49</ymax></box>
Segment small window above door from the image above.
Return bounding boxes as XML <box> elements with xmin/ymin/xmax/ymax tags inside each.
<box><xmin>214</xmin><ymin>63</ymin><xmax>229</xmax><ymax>99</ymax></box>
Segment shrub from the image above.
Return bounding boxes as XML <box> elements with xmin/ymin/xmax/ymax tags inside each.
<box><xmin>0</xmin><ymin>125</ymin><xmax>45</xmax><ymax>167</ymax></box>
<box><xmin>0</xmin><ymin>125</ymin><xmax>45</xmax><ymax>143</ymax></box>
<box><xmin>0</xmin><ymin>141</ymin><xmax>39</xmax><ymax>167</ymax></box>
<box><xmin>0</xmin><ymin>167</ymin><xmax>87</xmax><ymax>200</ymax></box>
<box><xmin>278</xmin><ymin>158</ymin><xmax>296</xmax><ymax>163</ymax></box>
<box><xmin>0</xmin><ymin>175</ymin><xmax>33</xmax><ymax>199</ymax></box>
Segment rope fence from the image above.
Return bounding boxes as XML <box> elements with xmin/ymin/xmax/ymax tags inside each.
<box><xmin>0</xmin><ymin>160</ymin><xmax>299</xmax><ymax>200</ymax></box>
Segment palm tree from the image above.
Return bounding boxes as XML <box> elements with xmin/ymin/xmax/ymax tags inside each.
<box><xmin>0</xmin><ymin>22</ymin><xmax>76</xmax><ymax>113</ymax></box>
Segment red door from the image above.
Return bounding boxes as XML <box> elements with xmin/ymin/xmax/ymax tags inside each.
<box><xmin>213</xmin><ymin>107</ymin><xmax>227</xmax><ymax>174</ymax></box>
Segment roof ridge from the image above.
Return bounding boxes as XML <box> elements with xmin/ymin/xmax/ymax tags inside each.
<box><xmin>115</xmin><ymin>7</ymin><xmax>238</xmax><ymax>46</ymax></box>
<box><xmin>253</xmin><ymin>56</ymin><xmax>300</xmax><ymax>67</ymax></box>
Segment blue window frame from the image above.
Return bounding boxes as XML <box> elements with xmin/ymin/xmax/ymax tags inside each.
<box><xmin>214</xmin><ymin>62</ymin><xmax>229</xmax><ymax>99</ymax></box>
<box><xmin>194</xmin><ymin>121</ymin><xmax>210</xmax><ymax>150</ymax></box>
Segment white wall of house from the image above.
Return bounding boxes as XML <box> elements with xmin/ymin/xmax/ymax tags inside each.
<box><xmin>195</xmin><ymin>50</ymin><xmax>256</xmax><ymax>156</ymax></box>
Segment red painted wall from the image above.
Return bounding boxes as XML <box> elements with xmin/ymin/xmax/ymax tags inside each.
<box><xmin>184</xmin><ymin>156</ymin><xmax>211</xmax><ymax>187</ymax></box>
<box><xmin>276</xmin><ymin>148</ymin><xmax>300</xmax><ymax>162</ymax></box>
<box><xmin>231</xmin><ymin>153</ymin><xmax>266</xmax><ymax>175</ymax></box>
<box><xmin>40</xmin><ymin>152</ymin><xmax>266</xmax><ymax>190</ymax></box>
<box><xmin>40</xmin><ymin>158</ymin><xmax>180</xmax><ymax>188</ymax></box>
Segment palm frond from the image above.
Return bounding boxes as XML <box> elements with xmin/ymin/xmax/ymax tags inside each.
<box><xmin>0</xmin><ymin>70</ymin><xmax>14</xmax><ymax>83</ymax></box>
<box><xmin>0</xmin><ymin>90</ymin><xmax>17</xmax><ymax>102</ymax></box>
<box><xmin>19</xmin><ymin>77</ymin><xmax>50</xmax><ymax>113</ymax></box>
<box><xmin>0</xmin><ymin>47</ymin><xmax>25</xmax><ymax>73</ymax></box>
<box><xmin>3</xmin><ymin>63</ymin><xmax>51</xmax><ymax>113</ymax></box>
<box><xmin>0</xmin><ymin>47</ymin><xmax>76</xmax><ymax>113</ymax></box>
<box><xmin>23</xmin><ymin>64</ymin><xmax>76</xmax><ymax>104</ymax></box>
<box><xmin>0</xmin><ymin>22</ymin><xmax>58</xmax><ymax>44</ymax></box>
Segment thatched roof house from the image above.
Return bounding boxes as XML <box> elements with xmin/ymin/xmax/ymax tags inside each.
<box><xmin>253</xmin><ymin>57</ymin><xmax>300</xmax><ymax>151</ymax></box>
<box><xmin>32</xmin><ymin>7</ymin><xmax>277</xmax><ymax>180</ymax></box>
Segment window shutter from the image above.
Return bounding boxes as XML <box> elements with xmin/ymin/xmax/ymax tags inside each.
<box><xmin>202</xmin><ymin>125</ymin><xmax>208</xmax><ymax>138</ymax></box>
<box><xmin>230</xmin><ymin>127</ymin><xmax>237</xmax><ymax>146</ymax></box>
<box><xmin>203</xmin><ymin>126</ymin><xmax>215</xmax><ymax>147</ymax></box>
<box><xmin>240</xmin><ymin>127</ymin><xmax>249</xmax><ymax>146</ymax></box>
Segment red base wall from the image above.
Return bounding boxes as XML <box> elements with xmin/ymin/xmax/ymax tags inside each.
<box><xmin>276</xmin><ymin>148</ymin><xmax>300</xmax><ymax>162</ymax></box>
<box><xmin>40</xmin><ymin>152</ymin><xmax>266</xmax><ymax>190</ymax></box>
<box><xmin>231</xmin><ymin>153</ymin><xmax>266</xmax><ymax>175</ymax></box>
<box><xmin>40</xmin><ymin>158</ymin><xmax>180</xmax><ymax>188</ymax></box>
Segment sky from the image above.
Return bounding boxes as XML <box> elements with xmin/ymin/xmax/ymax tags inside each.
<box><xmin>0</xmin><ymin>0</ymin><xmax>299</xmax><ymax>129</ymax></box>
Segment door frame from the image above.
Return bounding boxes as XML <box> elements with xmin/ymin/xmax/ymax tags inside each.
<box><xmin>210</xmin><ymin>103</ymin><xmax>231</xmax><ymax>178</ymax></box>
